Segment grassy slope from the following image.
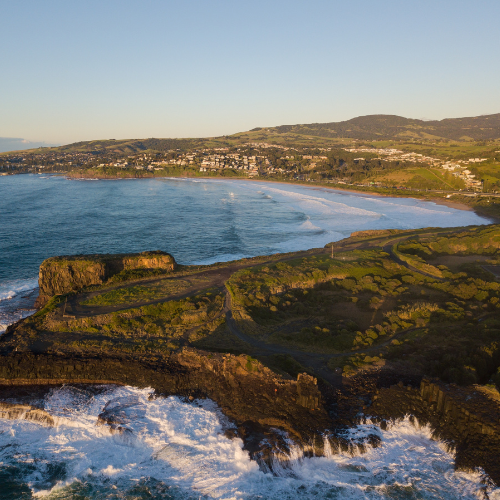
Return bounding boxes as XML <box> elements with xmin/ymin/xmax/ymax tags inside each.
<box><xmin>7</xmin><ymin>224</ymin><xmax>500</xmax><ymax>390</ymax></box>
<box><xmin>5</xmin><ymin>113</ymin><xmax>500</xmax><ymax>156</ymax></box>
<box><xmin>4</xmin><ymin>113</ymin><xmax>499</xmax><ymax>194</ymax></box>
<box><xmin>227</xmin><ymin>226</ymin><xmax>500</xmax><ymax>382</ymax></box>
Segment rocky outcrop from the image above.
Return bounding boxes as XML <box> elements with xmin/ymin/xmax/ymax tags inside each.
<box><xmin>37</xmin><ymin>251</ymin><xmax>176</xmax><ymax>306</ymax></box>
<box><xmin>0</xmin><ymin>401</ymin><xmax>55</xmax><ymax>426</ymax></box>
<box><xmin>97</xmin><ymin>395</ymin><xmax>145</xmax><ymax>435</ymax></box>
<box><xmin>0</xmin><ymin>348</ymin><xmax>330</xmax><ymax>458</ymax></box>
<box><xmin>370</xmin><ymin>379</ymin><xmax>500</xmax><ymax>440</ymax></box>
<box><xmin>369</xmin><ymin>379</ymin><xmax>500</xmax><ymax>484</ymax></box>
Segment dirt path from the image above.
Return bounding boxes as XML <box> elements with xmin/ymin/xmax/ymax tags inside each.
<box><xmin>382</xmin><ymin>241</ymin><xmax>444</xmax><ymax>281</ymax></box>
<box><xmin>59</xmin><ymin>249</ymin><xmax>323</xmax><ymax>320</ymax></box>
<box><xmin>50</xmin><ymin>227</ymin><xmax>465</xmax><ymax>386</ymax></box>
<box><xmin>59</xmin><ymin>261</ymin><xmax>270</xmax><ymax>319</ymax></box>
<box><xmin>221</xmin><ymin>286</ymin><xmax>426</xmax><ymax>386</ymax></box>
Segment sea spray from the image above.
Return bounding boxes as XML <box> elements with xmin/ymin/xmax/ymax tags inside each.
<box><xmin>0</xmin><ymin>385</ymin><xmax>498</xmax><ymax>499</ymax></box>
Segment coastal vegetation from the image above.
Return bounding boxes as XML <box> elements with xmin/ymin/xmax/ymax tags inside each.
<box><xmin>60</xmin><ymin>288</ymin><xmax>225</xmax><ymax>354</ymax></box>
<box><xmin>2</xmin><ymin>223</ymin><xmax>500</xmax><ymax>483</ymax></box>
<box><xmin>4</xmin><ymin>224</ymin><xmax>500</xmax><ymax>389</ymax></box>
<box><xmin>225</xmin><ymin>226</ymin><xmax>500</xmax><ymax>385</ymax></box>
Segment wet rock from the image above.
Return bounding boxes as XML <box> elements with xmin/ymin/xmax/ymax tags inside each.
<box><xmin>97</xmin><ymin>395</ymin><xmax>146</xmax><ymax>428</ymax></box>
<box><xmin>0</xmin><ymin>401</ymin><xmax>54</xmax><ymax>426</ymax></box>
<box><xmin>369</xmin><ymin>378</ymin><xmax>500</xmax><ymax>485</ymax></box>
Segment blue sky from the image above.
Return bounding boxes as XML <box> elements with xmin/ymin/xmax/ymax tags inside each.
<box><xmin>1</xmin><ymin>0</ymin><xmax>499</xmax><ymax>145</ymax></box>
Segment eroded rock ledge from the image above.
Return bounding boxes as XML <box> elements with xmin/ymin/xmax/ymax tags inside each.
<box><xmin>369</xmin><ymin>379</ymin><xmax>500</xmax><ymax>484</ymax></box>
<box><xmin>37</xmin><ymin>251</ymin><xmax>176</xmax><ymax>306</ymax></box>
<box><xmin>0</xmin><ymin>348</ymin><xmax>330</xmax><ymax>456</ymax></box>
<box><xmin>0</xmin><ymin>401</ymin><xmax>55</xmax><ymax>426</ymax></box>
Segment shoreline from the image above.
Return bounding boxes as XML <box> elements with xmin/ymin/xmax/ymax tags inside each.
<box><xmin>1</xmin><ymin>226</ymin><xmax>500</xmax><ymax>485</ymax></box>
<box><xmin>64</xmin><ymin>171</ymin><xmax>499</xmax><ymax>222</ymax></box>
<box><xmin>6</xmin><ymin>171</ymin><xmax>496</xmax><ymax>219</ymax></box>
<box><xmin>234</xmin><ymin>177</ymin><xmax>479</xmax><ymax>213</ymax></box>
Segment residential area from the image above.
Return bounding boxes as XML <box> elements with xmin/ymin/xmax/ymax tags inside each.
<box><xmin>0</xmin><ymin>140</ymin><xmax>498</xmax><ymax>193</ymax></box>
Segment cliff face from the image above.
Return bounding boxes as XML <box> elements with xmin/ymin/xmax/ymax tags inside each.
<box><xmin>0</xmin><ymin>348</ymin><xmax>330</xmax><ymax>457</ymax></box>
<box><xmin>370</xmin><ymin>379</ymin><xmax>500</xmax><ymax>484</ymax></box>
<box><xmin>1</xmin><ymin>346</ymin><xmax>499</xmax><ymax>478</ymax></box>
<box><xmin>37</xmin><ymin>251</ymin><xmax>176</xmax><ymax>306</ymax></box>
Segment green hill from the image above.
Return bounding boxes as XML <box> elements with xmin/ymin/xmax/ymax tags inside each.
<box><xmin>9</xmin><ymin>113</ymin><xmax>500</xmax><ymax>157</ymax></box>
<box><xmin>269</xmin><ymin>113</ymin><xmax>500</xmax><ymax>141</ymax></box>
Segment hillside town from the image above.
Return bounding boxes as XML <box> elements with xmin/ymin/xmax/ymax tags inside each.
<box><xmin>345</xmin><ymin>147</ymin><xmax>486</xmax><ymax>189</ymax></box>
<box><xmin>0</xmin><ymin>142</ymin><xmax>494</xmax><ymax>192</ymax></box>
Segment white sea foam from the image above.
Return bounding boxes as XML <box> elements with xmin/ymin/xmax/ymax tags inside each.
<box><xmin>0</xmin><ymin>277</ymin><xmax>38</xmax><ymax>333</ymax></box>
<box><xmin>255</xmin><ymin>184</ymin><xmax>382</xmax><ymax>217</ymax></box>
<box><xmin>0</xmin><ymin>278</ymin><xmax>38</xmax><ymax>302</ymax></box>
<box><xmin>299</xmin><ymin>219</ymin><xmax>322</xmax><ymax>231</ymax></box>
<box><xmin>0</xmin><ymin>385</ymin><xmax>497</xmax><ymax>499</ymax></box>
<box><xmin>0</xmin><ymin>309</ymin><xmax>36</xmax><ymax>335</ymax></box>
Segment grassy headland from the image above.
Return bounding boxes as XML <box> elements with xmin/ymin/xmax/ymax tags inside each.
<box><xmin>2</xmin><ymin>223</ymin><xmax>500</xmax><ymax>481</ymax></box>
<box><xmin>4</xmin><ymin>224</ymin><xmax>500</xmax><ymax>388</ymax></box>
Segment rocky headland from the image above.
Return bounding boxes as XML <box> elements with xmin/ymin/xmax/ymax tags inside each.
<box><xmin>37</xmin><ymin>250</ymin><xmax>176</xmax><ymax>307</ymax></box>
<box><xmin>1</xmin><ymin>225</ymin><xmax>500</xmax><ymax>480</ymax></box>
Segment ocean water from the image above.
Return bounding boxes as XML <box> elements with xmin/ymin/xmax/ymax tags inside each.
<box><xmin>0</xmin><ymin>174</ymin><xmax>489</xmax><ymax>332</ymax></box>
<box><xmin>0</xmin><ymin>385</ymin><xmax>497</xmax><ymax>500</ymax></box>
<box><xmin>0</xmin><ymin>174</ymin><xmax>495</xmax><ymax>498</ymax></box>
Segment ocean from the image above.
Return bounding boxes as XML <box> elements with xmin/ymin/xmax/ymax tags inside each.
<box><xmin>1</xmin><ymin>385</ymin><xmax>497</xmax><ymax>499</ymax></box>
<box><xmin>0</xmin><ymin>174</ymin><xmax>496</xmax><ymax>499</ymax></box>
<box><xmin>0</xmin><ymin>174</ymin><xmax>489</xmax><ymax>333</ymax></box>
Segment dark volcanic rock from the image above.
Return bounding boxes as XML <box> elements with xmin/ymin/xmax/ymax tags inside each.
<box><xmin>98</xmin><ymin>396</ymin><xmax>145</xmax><ymax>425</ymax></box>
<box><xmin>97</xmin><ymin>395</ymin><xmax>146</xmax><ymax>435</ymax></box>
<box><xmin>0</xmin><ymin>348</ymin><xmax>331</xmax><ymax>456</ymax></box>
<box><xmin>369</xmin><ymin>378</ymin><xmax>500</xmax><ymax>485</ymax></box>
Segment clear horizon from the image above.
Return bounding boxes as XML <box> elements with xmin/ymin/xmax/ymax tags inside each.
<box><xmin>1</xmin><ymin>0</ymin><xmax>499</xmax><ymax>145</ymax></box>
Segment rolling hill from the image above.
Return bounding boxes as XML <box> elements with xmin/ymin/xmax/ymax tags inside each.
<box><xmin>6</xmin><ymin>113</ymin><xmax>500</xmax><ymax>156</ymax></box>
<box><xmin>268</xmin><ymin>113</ymin><xmax>500</xmax><ymax>141</ymax></box>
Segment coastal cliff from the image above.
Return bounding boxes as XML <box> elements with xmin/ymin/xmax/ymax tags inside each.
<box><xmin>0</xmin><ymin>348</ymin><xmax>330</xmax><ymax>462</ymax></box>
<box><xmin>369</xmin><ymin>379</ymin><xmax>500</xmax><ymax>482</ymax></box>
<box><xmin>1</xmin><ymin>349</ymin><xmax>499</xmax><ymax>480</ymax></box>
<box><xmin>37</xmin><ymin>251</ymin><xmax>176</xmax><ymax>306</ymax></box>
<box><xmin>1</xmin><ymin>225</ymin><xmax>499</xmax><ymax>480</ymax></box>
<box><xmin>0</xmin><ymin>401</ymin><xmax>55</xmax><ymax>426</ymax></box>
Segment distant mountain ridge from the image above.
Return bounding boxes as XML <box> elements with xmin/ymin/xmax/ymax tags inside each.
<box><xmin>269</xmin><ymin>113</ymin><xmax>500</xmax><ymax>141</ymax></box>
<box><xmin>6</xmin><ymin>113</ymin><xmax>500</xmax><ymax>155</ymax></box>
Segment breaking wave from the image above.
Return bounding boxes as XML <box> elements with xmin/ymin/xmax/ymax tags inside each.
<box><xmin>0</xmin><ymin>385</ymin><xmax>497</xmax><ymax>499</ymax></box>
<box><xmin>0</xmin><ymin>278</ymin><xmax>38</xmax><ymax>333</ymax></box>
<box><xmin>0</xmin><ymin>278</ymin><xmax>38</xmax><ymax>303</ymax></box>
